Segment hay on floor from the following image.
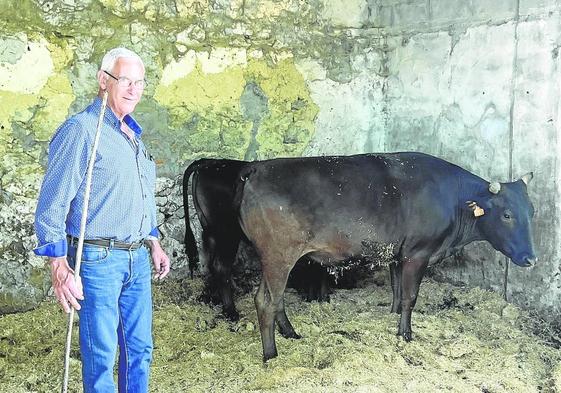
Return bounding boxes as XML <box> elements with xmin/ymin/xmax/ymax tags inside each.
<box><xmin>1</xmin><ymin>271</ymin><xmax>560</xmax><ymax>392</ymax></box>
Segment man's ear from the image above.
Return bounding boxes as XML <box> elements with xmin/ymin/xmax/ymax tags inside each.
<box><xmin>97</xmin><ymin>70</ymin><xmax>108</xmax><ymax>91</ymax></box>
<box><xmin>465</xmin><ymin>200</ymin><xmax>485</xmax><ymax>217</ymax></box>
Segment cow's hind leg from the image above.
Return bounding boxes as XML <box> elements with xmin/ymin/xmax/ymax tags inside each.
<box><xmin>305</xmin><ymin>262</ymin><xmax>331</xmax><ymax>302</ymax></box>
<box><xmin>214</xmin><ymin>237</ymin><xmax>241</xmax><ymax>321</ymax></box>
<box><xmin>199</xmin><ymin>232</ymin><xmax>220</xmax><ymax>304</ymax></box>
<box><xmin>255</xmin><ymin>277</ymin><xmax>276</xmax><ymax>361</ymax></box>
<box><xmin>397</xmin><ymin>258</ymin><xmax>429</xmax><ymax>341</ymax></box>
<box><xmin>255</xmin><ymin>263</ymin><xmax>293</xmax><ymax>362</ymax></box>
<box><xmin>318</xmin><ymin>266</ymin><xmax>331</xmax><ymax>302</ymax></box>
<box><xmin>201</xmin><ymin>230</ymin><xmax>240</xmax><ymax>321</ymax></box>
<box><xmin>214</xmin><ymin>254</ymin><xmax>239</xmax><ymax>321</ymax></box>
<box><xmin>390</xmin><ymin>262</ymin><xmax>402</xmax><ymax>313</ymax></box>
<box><xmin>276</xmin><ymin>298</ymin><xmax>301</xmax><ymax>339</ymax></box>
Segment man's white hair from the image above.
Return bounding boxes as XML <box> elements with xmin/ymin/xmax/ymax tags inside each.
<box><xmin>100</xmin><ymin>47</ymin><xmax>144</xmax><ymax>72</ymax></box>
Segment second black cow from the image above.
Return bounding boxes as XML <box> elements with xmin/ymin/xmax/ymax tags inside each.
<box><xmin>183</xmin><ymin>158</ymin><xmax>334</xmax><ymax>320</ymax></box>
<box><xmin>183</xmin><ymin>158</ymin><xmax>246</xmax><ymax>320</ymax></box>
<box><xmin>235</xmin><ymin>152</ymin><xmax>536</xmax><ymax>361</ymax></box>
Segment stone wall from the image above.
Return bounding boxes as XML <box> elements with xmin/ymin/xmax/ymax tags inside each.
<box><xmin>0</xmin><ymin>1</ymin><xmax>559</xmax><ymax>318</ymax></box>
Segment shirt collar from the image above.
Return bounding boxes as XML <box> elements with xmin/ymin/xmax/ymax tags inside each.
<box><xmin>91</xmin><ymin>96</ymin><xmax>143</xmax><ymax>136</ymax></box>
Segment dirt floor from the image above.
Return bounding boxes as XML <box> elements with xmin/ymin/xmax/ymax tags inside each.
<box><xmin>1</xmin><ymin>271</ymin><xmax>560</xmax><ymax>392</ymax></box>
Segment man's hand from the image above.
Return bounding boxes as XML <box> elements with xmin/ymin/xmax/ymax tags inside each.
<box><xmin>49</xmin><ymin>257</ymin><xmax>83</xmax><ymax>313</ymax></box>
<box><xmin>147</xmin><ymin>240</ymin><xmax>170</xmax><ymax>280</ymax></box>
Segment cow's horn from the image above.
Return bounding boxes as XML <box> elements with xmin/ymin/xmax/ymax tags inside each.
<box><xmin>489</xmin><ymin>182</ymin><xmax>501</xmax><ymax>194</ymax></box>
<box><xmin>520</xmin><ymin>172</ymin><xmax>533</xmax><ymax>185</ymax></box>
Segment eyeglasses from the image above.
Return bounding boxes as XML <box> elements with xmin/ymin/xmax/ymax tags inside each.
<box><xmin>104</xmin><ymin>70</ymin><xmax>147</xmax><ymax>89</ymax></box>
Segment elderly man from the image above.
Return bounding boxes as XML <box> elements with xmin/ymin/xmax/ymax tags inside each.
<box><xmin>34</xmin><ymin>47</ymin><xmax>170</xmax><ymax>392</ymax></box>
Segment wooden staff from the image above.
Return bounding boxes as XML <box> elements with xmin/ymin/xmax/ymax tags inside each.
<box><xmin>61</xmin><ymin>90</ymin><xmax>108</xmax><ymax>393</ymax></box>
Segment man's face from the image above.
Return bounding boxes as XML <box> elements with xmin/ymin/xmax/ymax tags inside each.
<box><xmin>99</xmin><ymin>57</ymin><xmax>145</xmax><ymax>120</ymax></box>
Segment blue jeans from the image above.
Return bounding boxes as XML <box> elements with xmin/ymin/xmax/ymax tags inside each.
<box><xmin>68</xmin><ymin>243</ymin><xmax>153</xmax><ymax>393</ymax></box>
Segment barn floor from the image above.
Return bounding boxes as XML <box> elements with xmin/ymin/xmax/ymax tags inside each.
<box><xmin>1</xmin><ymin>271</ymin><xmax>560</xmax><ymax>393</ymax></box>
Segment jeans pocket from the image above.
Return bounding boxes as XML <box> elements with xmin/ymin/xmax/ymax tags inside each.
<box><xmin>80</xmin><ymin>246</ymin><xmax>110</xmax><ymax>264</ymax></box>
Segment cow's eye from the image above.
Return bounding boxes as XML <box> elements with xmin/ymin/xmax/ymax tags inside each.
<box><xmin>503</xmin><ymin>212</ymin><xmax>511</xmax><ymax>220</ymax></box>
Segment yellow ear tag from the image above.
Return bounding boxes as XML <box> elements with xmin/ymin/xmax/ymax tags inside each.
<box><xmin>473</xmin><ymin>206</ymin><xmax>485</xmax><ymax>217</ymax></box>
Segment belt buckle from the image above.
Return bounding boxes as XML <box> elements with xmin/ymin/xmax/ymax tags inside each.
<box><xmin>109</xmin><ymin>239</ymin><xmax>115</xmax><ymax>249</ymax></box>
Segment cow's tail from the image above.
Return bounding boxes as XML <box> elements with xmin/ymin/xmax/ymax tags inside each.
<box><xmin>182</xmin><ymin>159</ymin><xmax>206</xmax><ymax>278</ymax></box>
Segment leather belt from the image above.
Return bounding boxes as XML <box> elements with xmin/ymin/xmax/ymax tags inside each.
<box><xmin>67</xmin><ymin>236</ymin><xmax>144</xmax><ymax>250</ymax></box>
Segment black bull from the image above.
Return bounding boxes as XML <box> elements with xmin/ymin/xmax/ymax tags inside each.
<box><xmin>234</xmin><ymin>152</ymin><xmax>536</xmax><ymax>361</ymax></box>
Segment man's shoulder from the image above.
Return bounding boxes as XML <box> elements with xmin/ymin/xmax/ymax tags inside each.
<box><xmin>65</xmin><ymin>103</ymin><xmax>98</xmax><ymax>128</ymax></box>
<box><xmin>52</xmin><ymin>103</ymin><xmax>98</xmax><ymax>141</ymax></box>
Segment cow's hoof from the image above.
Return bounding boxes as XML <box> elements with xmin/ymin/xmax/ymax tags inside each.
<box><xmin>279</xmin><ymin>330</ymin><xmax>302</xmax><ymax>339</ymax></box>
<box><xmin>318</xmin><ymin>294</ymin><xmax>331</xmax><ymax>303</ymax></box>
<box><xmin>304</xmin><ymin>294</ymin><xmax>318</xmax><ymax>302</ymax></box>
<box><xmin>197</xmin><ymin>293</ymin><xmax>212</xmax><ymax>304</ymax></box>
<box><xmin>223</xmin><ymin>308</ymin><xmax>240</xmax><ymax>322</ymax></box>
<box><xmin>397</xmin><ymin>331</ymin><xmax>412</xmax><ymax>342</ymax></box>
<box><xmin>263</xmin><ymin>351</ymin><xmax>278</xmax><ymax>362</ymax></box>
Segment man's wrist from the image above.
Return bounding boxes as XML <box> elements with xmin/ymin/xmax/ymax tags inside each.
<box><xmin>48</xmin><ymin>256</ymin><xmax>67</xmax><ymax>266</ymax></box>
<box><xmin>145</xmin><ymin>238</ymin><xmax>160</xmax><ymax>248</ymax></box>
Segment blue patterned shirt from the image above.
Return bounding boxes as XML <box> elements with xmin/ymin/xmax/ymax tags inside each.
<box><xmin>34</xmin><ymin>97</ymin><xmax>159</xmax><ymax>258</ymax></box>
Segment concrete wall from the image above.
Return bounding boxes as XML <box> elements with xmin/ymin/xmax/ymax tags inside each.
<box><xmin>0</xmin><ymin>1</ymin><xmax>559</xmax><ymax>318</ymax></box>
<box><xmin>376</xmin><ymin>0</ymin><xmax>561</xmax><ymax>314</ymax></box>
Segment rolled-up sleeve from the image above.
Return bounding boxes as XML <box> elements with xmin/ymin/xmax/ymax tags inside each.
<box><xmin>145</xmin><ymin>227</ymin><xmax>159</xmax><ymax>242</ymax></box>
<box><xmin>34</xmin><ymin>120</ymin><xmax>89</xmax><ymax>257</ymax></box>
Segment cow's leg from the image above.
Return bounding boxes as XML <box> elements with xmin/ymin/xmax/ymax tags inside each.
<box><xmin>305</xmin><ymin>276</ymin><xmax>317</xmax><ymax>302</ymax></box>
<box><xmin>318</xmin><ymin>267</ymin><xmax>330</xmax><ymax>302</ymax></box>
<box><xmin>214</xmin><ymin>236</ymin><xmax>241</xmax><ymax>321</ymax></box>
<box><xmin>397</xmin><ymin>258</ymin><xmax>429</xmax><ymax>341</ymax></box>
<box><xmin>301</xmin><ymin>262</ymin><xmax>330</xmax><ymax>302</ymax></box>
<box><xmin>200</xmin><ymin>230</ymin><xmax>241</xmax><ymax>321</ymax></box>
<box><xmin>390</xmin><ymin>262</ymin><xmax>402</xmax><ymax>313</ymax></box>
<box><xmin>255</xmin><ymin>263</ymin><xmax>294</xmax><ymax>362</ymax></box>
<box><xmin>305</xmin><ymin>268</ymin><xmax>320</xmax><ymax>302</ymax></box>
<box><xmin>276</xmin><ymin>298</ymin><xmax>301</xmax><ymax>339</ymax></box>
<box><xmin>200</xmin><ymin>231</ymin><xmax>220</xmax><ymax>304</ymax></box>
<box><xmin>214</xmin><ymin>255</ymin><xmax>239</xmax><ymax>321</ymax></box>
<box><xmin>255</xmin><ymin>276</ymin><xmax>278</xmax><ymax>361</ymax></box>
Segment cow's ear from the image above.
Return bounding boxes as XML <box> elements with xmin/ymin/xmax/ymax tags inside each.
<box><xmin>520</xmin><ymin>172</ymin><xmax>533</xmax><ymax>186</ymax></box>
<box><xmin>465</xmin><ymin>200</ymin><xmax>485</xmax><ymax>217</ymax></box>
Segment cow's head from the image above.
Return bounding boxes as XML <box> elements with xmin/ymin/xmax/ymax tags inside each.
<box><xmin>468</xmin><ymin>173</ymin><xmax>536</xmax><ymax>267</ymax></box>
